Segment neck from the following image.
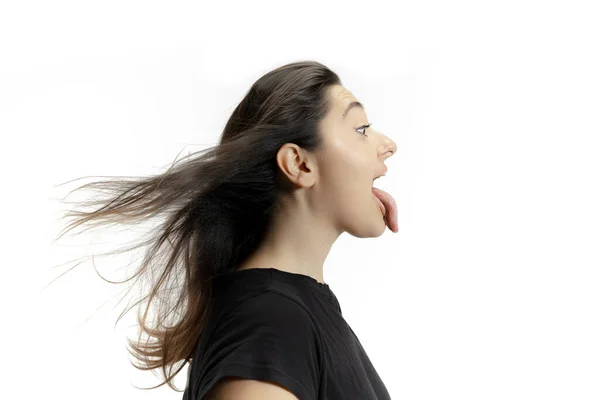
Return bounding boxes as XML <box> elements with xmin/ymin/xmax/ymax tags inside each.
<box><xmin>235</xmin><ymin>200</ymin><xmax>341</xmax><ymax>284</ymax></box>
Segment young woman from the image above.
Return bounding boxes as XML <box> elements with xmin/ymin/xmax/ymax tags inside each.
<box><xmin>56</xmin><ymin>60</ymin><xmax>398</xmax><ymax>399</ymax></box>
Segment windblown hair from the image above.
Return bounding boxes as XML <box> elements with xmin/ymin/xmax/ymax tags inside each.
<box><xmin>52</xmin><ymin>60</ymin><xmax>342</xmax><ymax>391</ymax></box>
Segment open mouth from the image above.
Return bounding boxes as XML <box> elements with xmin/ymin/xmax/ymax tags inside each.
<box><xmin>371</xmin><ymin>186</ymin><xmax>398</xmax><ymax>233</ymax></box>
<box><xmin>372</xmin><ymin>191</ymin><xmax>386</xmax><ymax>216</ymax></box>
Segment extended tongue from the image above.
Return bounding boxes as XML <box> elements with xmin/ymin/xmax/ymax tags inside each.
<box><xmin>372</xmin><ymin>187</ymin><xmax>398</xmax><ymax>233</ymax></box>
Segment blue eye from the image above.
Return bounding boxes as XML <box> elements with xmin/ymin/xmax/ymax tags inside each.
<box><xmin>356</xmin><ymin>123</ymin><xmax>372</xmax><ymax>136</ymax></box>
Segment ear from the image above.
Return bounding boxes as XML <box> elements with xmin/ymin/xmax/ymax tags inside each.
<box><xmin>275</xmin><ymin>143</ymin><xmax>317</xmax><ymax>189</ymax></box>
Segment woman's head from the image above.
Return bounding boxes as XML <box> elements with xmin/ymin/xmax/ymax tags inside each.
<box><xmin>53</xmin><ymin>60</ymin><xmax>396</xmax><ymax>391</ymax></box>
<box><xmin>292</xmin><ymin>83</ymin><xmax>398</xmax><ymax>238</ymax></box>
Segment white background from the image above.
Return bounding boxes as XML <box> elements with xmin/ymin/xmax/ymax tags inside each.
<box><xmin>1</xmin><ymin>0</ymin><xmax>599</xmax><ymax>399</ymax></box>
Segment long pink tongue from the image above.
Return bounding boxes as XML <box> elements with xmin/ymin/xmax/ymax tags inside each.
<box><xmin>372</xmin><ymin>187</ymin><xmax>398</xmax><ymax>233</ymax></box>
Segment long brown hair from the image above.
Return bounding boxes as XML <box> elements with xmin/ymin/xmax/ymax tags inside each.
<box><xmin>51</xmin><ymin>60</ymin><xmax>342</xmax><ymax>391</ymax></box>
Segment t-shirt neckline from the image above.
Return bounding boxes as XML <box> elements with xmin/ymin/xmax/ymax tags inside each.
<box><xmin>221</xmin><ymin>267</ymin><xmax>332</xmax><ymax>296</ymax></box>
<box><xmin>267</xmin><ymin>267</ymin><xmax>331</xmax><ymax>294</ymax></box>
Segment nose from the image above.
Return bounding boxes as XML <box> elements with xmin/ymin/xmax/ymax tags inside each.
<box><xmin>378</xmin><ymin>133</ymin><xmax>397</xmax><ymax>161</ymax></box>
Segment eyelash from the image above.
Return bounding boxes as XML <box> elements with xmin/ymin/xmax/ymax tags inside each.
<box><xmin>356</xmin><ymin>123</ymin><xmax>372</xmax><ymax>137</ymax></box>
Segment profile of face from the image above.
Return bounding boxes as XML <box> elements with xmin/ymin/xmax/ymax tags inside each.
<box><xmin>276</xmin><ymin>84</ymin><xmax>398</xmax><ymax>238</ymax></box>
<box><xmin>316</xmin><ymin>85</ymin><xmax>398</xmax><ymax>237</ymax></box>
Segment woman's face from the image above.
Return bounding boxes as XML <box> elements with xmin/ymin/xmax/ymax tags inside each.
<box><xmin>315</xmin><ymin>84</ymin><xmax>398</xmax><ymax>237</ymax></box>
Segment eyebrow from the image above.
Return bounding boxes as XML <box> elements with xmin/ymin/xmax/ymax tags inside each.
<box><xmin>342</xmin><ymin>101</ymin><xmax>364</xmax><ymax>118</ymax></box>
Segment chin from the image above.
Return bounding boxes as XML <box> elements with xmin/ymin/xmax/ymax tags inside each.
<box><xmin>346</xmin><ymin>214</ymin><xmax>387</xmax><ymax>238</ymax></box>
<box><xmin>373</xmin><ymin>220</ymin><xmax>387</xmax><ymax>237</ymax></box>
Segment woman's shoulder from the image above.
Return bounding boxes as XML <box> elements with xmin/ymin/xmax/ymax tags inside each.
<box><xmin>211</xmin><ymin>268</ymin><xmax>319</xmax><ymax>317</ymax></box>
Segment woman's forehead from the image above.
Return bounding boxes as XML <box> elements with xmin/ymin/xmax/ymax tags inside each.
<box><xmin>327</xmin><ymin>85</ymin><xmax>365</xmax><ymax>119</ymax></box>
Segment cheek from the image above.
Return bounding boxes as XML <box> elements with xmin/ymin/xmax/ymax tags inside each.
<box><xmin>322</xmin><ymin>140</ymin><xmax>365</xmax><ymax>178</ymax></box>
<box><xmin>319</xmin><ymin>145</ymin><xmax>362</xmax><ymax>185</ymax></box>
<box><xmin>319</xmin><ymin>154</ymin><xmax>371</xmax><ymax>212</ymax></box>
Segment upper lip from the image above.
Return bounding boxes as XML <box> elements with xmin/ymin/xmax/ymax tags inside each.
<box><xmin>373</xmin><ymin>166</ymin><xmax>388</xmax><ymax>182</ymax></box>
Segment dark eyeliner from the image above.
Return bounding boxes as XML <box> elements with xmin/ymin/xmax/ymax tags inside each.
<box><xmin>356</xmin><ymin>123</ymin><xmax>372</xmax><ymax>136</ymax></box>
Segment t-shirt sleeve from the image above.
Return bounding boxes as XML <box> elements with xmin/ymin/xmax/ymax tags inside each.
<box><xmin>194</xmin><ymin>290</ymin><xmax>321</xmax><ymax>400</ymax></box>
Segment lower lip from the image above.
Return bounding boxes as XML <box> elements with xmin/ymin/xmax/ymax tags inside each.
<box><xmin>373</xmin><ymin>194</ymin><xmax>386</xmax><ymax>216</ymax></box>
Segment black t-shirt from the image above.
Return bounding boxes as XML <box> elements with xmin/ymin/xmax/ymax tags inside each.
<box><xmin>182</xmin><ymin>268</ymin><xmax>391</xmax><ymax>400</ymax></box>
